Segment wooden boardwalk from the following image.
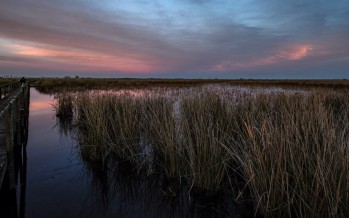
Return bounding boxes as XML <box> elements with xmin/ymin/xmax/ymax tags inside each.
<box><xmin>0</xmin><ymin>81</ymin><xmax>29</xmax><ymax>189</ymax></box>
<box><xmin>0</xmin><ymin>129</ymin><xmax>6</xmax><ymax>188</ymax></box>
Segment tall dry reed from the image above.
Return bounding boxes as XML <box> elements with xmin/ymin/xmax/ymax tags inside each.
<box><xmin>143</xmin><ymin>96</ymin><xmax>185</xmax><ymax>179</ymax></box>
<box><xmin>180</xmin><ymin>93</ymin><xmax>233</xmax><ymax>192</ymax></box>
<box><xmin>224</xmin><ymin>92</ymin><xmax>349</xmax><ymax>217</ymax></box>
<box><xmin>75</xmin><ymin>93</ymin><xmax>143</xmax><ymax>163</ymax></box>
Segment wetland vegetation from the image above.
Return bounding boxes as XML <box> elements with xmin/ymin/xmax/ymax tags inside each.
<box><xmin>46</xmin><ymin>78</ymin><xmax>349</xmax><ymax>218</ymax></box>
<box><xmin>30</xmin><ymin>77</ymin><xmax>349</xmax><ymax>94</ymax></box>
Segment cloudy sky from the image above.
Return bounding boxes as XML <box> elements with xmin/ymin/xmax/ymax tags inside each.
<box><xmin>0</xmin><ymin>0</ymin><xmax>348</xmax><ymax>78</ymax></box>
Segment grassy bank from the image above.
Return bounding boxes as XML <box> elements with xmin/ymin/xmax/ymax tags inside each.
<box><xmin>55</xmin><ymin>87</ymin><xmax>349</xmax><ymax>217</ymax></box>
<box><xmin>33</xmin><ymin>77</ymin><xmax>349</xmax><ymax>94</ymax></box>
<box><xmin>0</xmin><ymin>77</ymin><xmax>20</xmax><ymax>85</ymax></box>
<box><xmin>33</xmin><ymin>78</ymin><xmax>224</xmax><ymax>93</ymax></box>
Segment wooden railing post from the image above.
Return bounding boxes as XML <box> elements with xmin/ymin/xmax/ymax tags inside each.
<box><xmin>0</xmin><ymin>81</ymin><xmax>26</xmax><ymax>100</ymax></box>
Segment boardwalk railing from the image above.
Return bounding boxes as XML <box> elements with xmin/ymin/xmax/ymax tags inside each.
<box><xmin>0</xmin><ymin>81</ymin><xmax>22</xmax><ymax>101</ymax></box>
<box><xmin>0</xmin><ymin>81</ymin><xmax>29</xmax><ymax>197</ymax></box>
<box><xmin>0</xmin><ymin>81</ymin><xmax>28</xmax><ymax>119</ymax></box>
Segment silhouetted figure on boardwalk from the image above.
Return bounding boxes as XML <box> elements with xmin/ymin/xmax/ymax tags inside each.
<box><xmin>20</xmin><ymin>77</ymin><xmax>26</xmax><ymax>87</ymax></box>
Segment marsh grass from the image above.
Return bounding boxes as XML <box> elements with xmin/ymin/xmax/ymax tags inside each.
<box><xmin>54</xmin><ymin>92</ymin><xmax>74</xmax><ymax>118</ymax></box>
<box><xmin>74</xmin><ymin>93</ymin><xmax>144</xmax><ymax>163</ymax></box>
<box><xmin>225</xmin><ymin>92</ymin><xmax>349</xmax><ymax>217</ymax></box>
<box><xmin>143</xmin><ymin>96</ymin><xmax>185</xmax><ymax>179</ymax></box>
<box><xmin>55</xmin><ymin>87</ymin><xmax>349</xmax><ymax>217</ymax></box>
<box><xmin>180</xmin><ymin>93</ymin><xmax>234</xmax><ymax>192</ymax></box>
<box><xmin>33</xmin><ymin>78</ymin><xmax>225</xmax><ymax>94</ymax></box>
<box><xmin>0</xmin><ymin>77</ymin><xmax>19</xmax><ymax>85</ymax></box>
<box><xmin>33</xmin><ymin>77</ymin><xmax>349</xmax><ymax>94</ymax></box>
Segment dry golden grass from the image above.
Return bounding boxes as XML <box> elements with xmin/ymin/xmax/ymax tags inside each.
<box><xmin>224</xmin><ymin>91</ymin><xmax>349</xmax><ymax>217</ymax></box>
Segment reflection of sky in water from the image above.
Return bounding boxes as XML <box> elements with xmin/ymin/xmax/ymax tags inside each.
<box><xmin>25</xmin><ymin>88</ymin><xmax>93</xmax><ymax>217</ymax></box>
<box><xmin>29</xmin><ymin>89</ymin><xmax>54</xmax><ymax>115</ymax></box>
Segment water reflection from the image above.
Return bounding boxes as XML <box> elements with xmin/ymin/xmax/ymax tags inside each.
<box><xmin>0</xmin><ymin>144</ymin><xmax>28</xmax><ymax>218</ymax></box>
<box><xmin>23</xmin><ymin>89</ymin><xmax>89</xmax><ymax>218</ymax></box>
<box><xmin>78</xmin><ymin>155</ymin><xmax>248</xmax><ymax>218</ymax></box>
<box><xmin>55</xmin><ymin>116</ymin><xmax>74</xmax><ymax>138</ymax></box>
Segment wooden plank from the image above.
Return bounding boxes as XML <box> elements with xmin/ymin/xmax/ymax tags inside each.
<box><xmin>0</xmin><ymin>83</ymin><xmax>29</xmax><ymax>188</ymax></box>
<box><xmin>0</xmin><ymin>83</ymin><xmax>28</xmax><ymax>119</ymax></box>
<box><xmin>7</xmin><ymin>143</ymin><xmax>15</xmax><ymax>190</ymax></box>
<box><xmin>0</xmin><ymin>136</ymin><xmax>7</xmax><ymax>187</ymax></box>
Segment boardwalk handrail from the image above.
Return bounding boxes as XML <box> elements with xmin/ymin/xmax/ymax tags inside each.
<box><xmin>0</xmin><ymin>81</ymin><xmax>20</xmax><ymax>88</ymax></box>
<box><xmin>0</xmin><ymin>80</ymin><xmax>22</xmax><ymax>100</ymax></box>
<box><xmin>0</xmin><ymin>81</ymin><xmax>29</xmax><ymax>196</ymax></box>
<box><xmin>0</xmin><ymin>81</ymin><xmax>29</xmax><ymax>119</ymax></box>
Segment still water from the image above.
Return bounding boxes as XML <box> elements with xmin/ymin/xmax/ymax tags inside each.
<box><xmin>25</xmin><ymin>88</ymin><xmax>94</xmax><ymax>217</ymax></box>
<box><xmin>0</xmin><ymin>88</ymin><xmax>248</xmax><ymax>218</ymax></box>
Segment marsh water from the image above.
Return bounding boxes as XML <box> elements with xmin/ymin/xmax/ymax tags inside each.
<box><xmin>0</xmin><ymin>88</ymin><xmax>251</xmax><ymax>218</ymax></box>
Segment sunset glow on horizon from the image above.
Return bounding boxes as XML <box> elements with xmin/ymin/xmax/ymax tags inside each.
<box><xmin>0</xmin><ymin>0</ymin><xmax>348</xmax><ymax>79</ymax></box>
<box><xmin>7</xmin><ymin>43</ymin><xmax>159</xmax><ymax>73</ymax></box>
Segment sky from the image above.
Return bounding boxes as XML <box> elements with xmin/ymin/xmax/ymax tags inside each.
<box><xmin>0</xmin><ymin>0</ymin><xmax>349</xmax><ymax>79</ymax></box>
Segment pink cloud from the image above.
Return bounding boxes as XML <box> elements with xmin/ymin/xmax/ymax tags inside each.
<box><xmin>6</xmin><ymin>43</ymin><xmax>159</xmax><ymax>73</ymax></box>
<box><xmin>212</xmin><ymin>44</ymin><xmax>313</xmax><ymax>71</ymax></box>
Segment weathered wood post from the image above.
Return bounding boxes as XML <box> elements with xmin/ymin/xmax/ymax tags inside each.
<box><xmin>7</xmin><ymin>111</ymin><xmax>16</xmax><ymax>190</ymax></box>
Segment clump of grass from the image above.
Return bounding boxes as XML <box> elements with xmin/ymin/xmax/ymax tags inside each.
<box><xmin>75</xmin><ymin>93</ymin><xmax>144</xmax><ymax>163</ymax></box>
<box><xmin>75</xmin><ymin>94</ymin><xmax>110</xmax><ymax>162</ymax></box>
<box><xmin>144</xmin><ymin>96</ymin><xmax>185</xmax><ymax>180</ymax></box>
<box><xmin>54</xmin><ymin>92</ymin><xmax>74</xmax><ymax>118</ymax></box>
<box><xmin>100</xmin><ymin>94</ymin><xmax>143</xmax><ymax>163</ymax></box>
<box><xmin>142</xmin><ymin>93</ymin><xmax>235</xmax><ymax>192</ymax></box>
<box><xmin>180</xmin><ymin>93</ymin><xmax>233</xmax><ymax>193</ymax></box>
